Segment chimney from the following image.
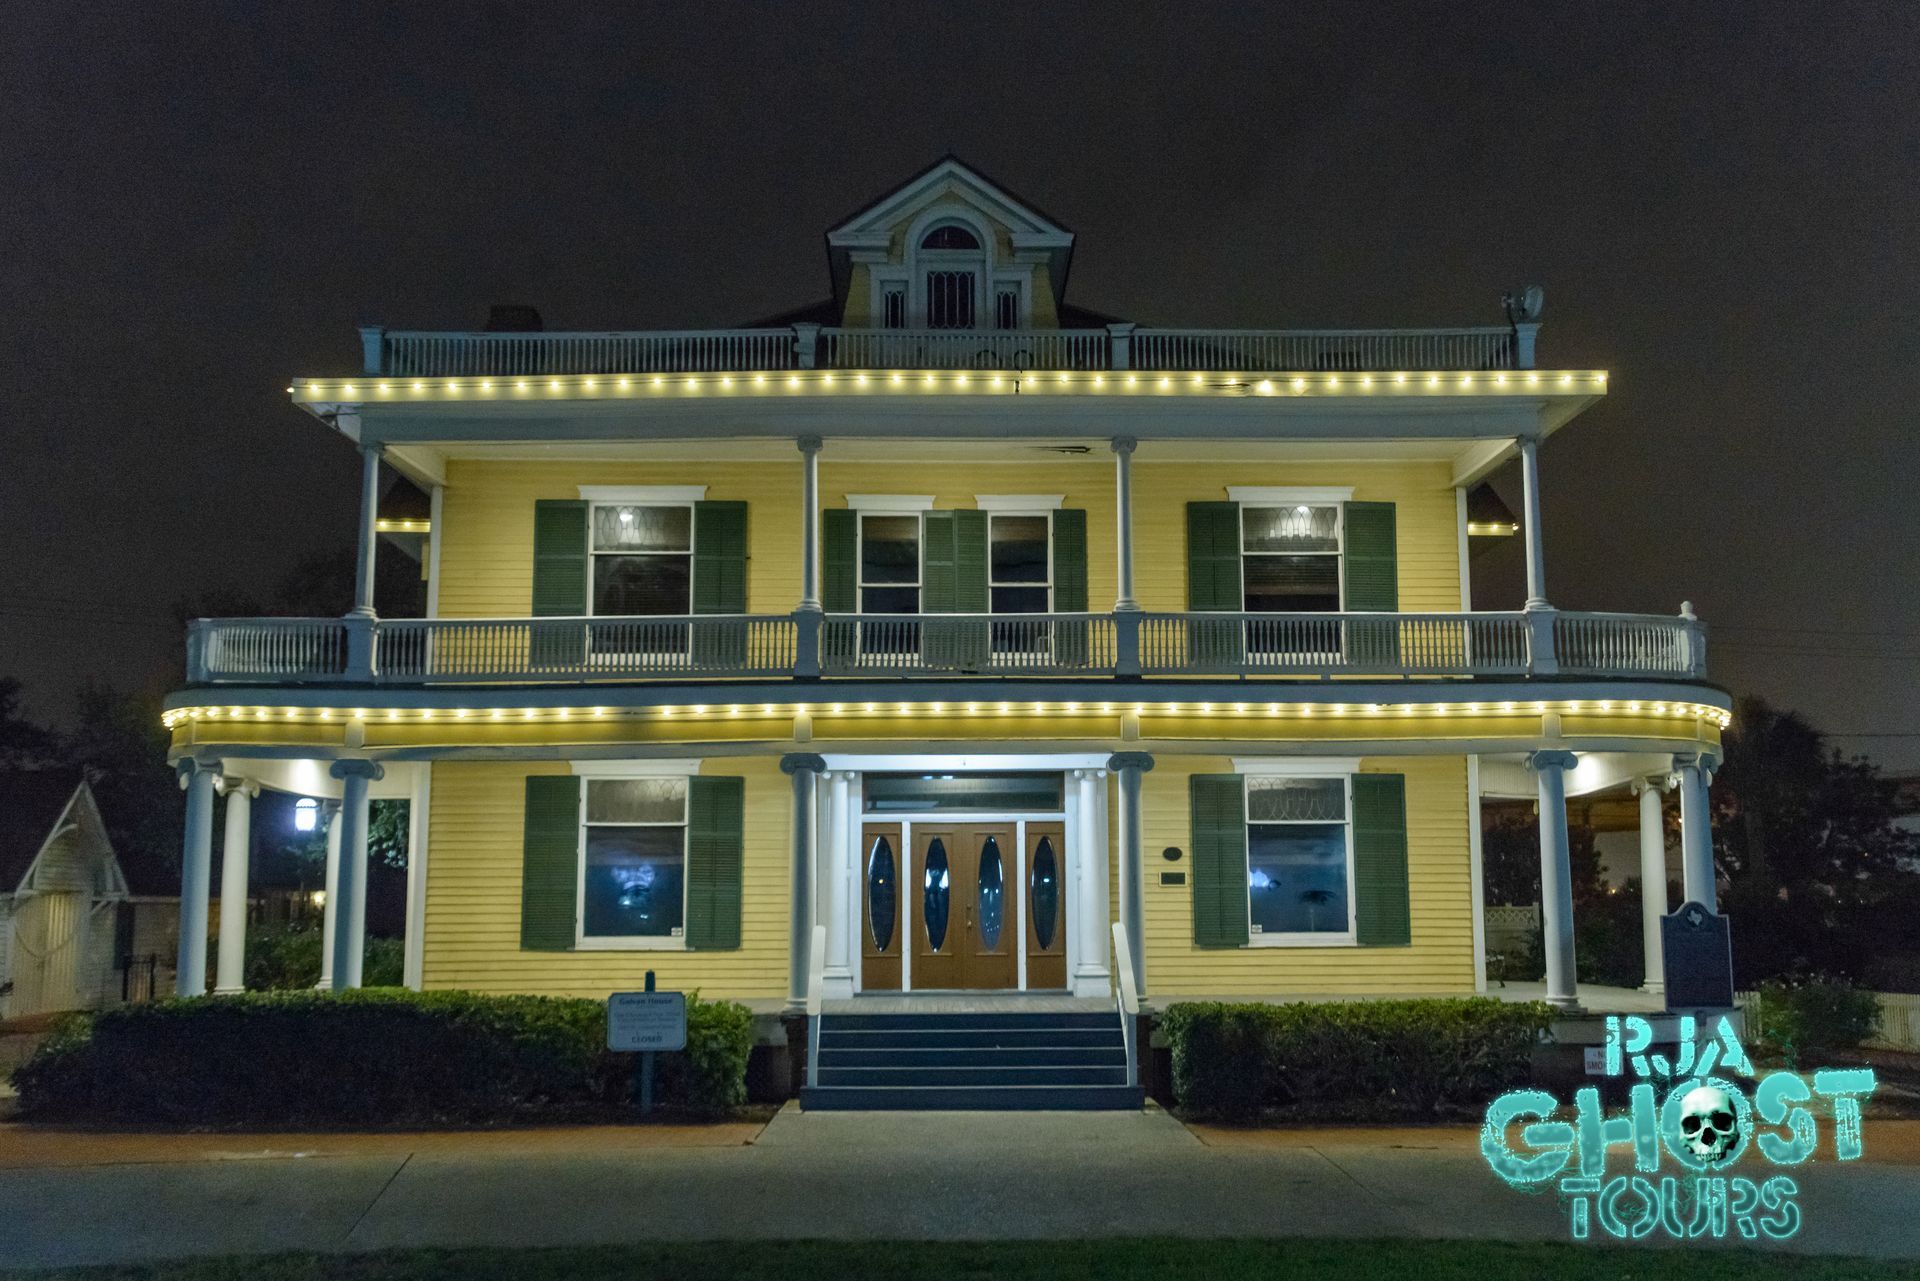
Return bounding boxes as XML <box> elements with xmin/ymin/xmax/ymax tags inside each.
<box><xmin>484</xmin><ymin>304</ymin><xmax>543</xmax><ymax>332</ymax></box>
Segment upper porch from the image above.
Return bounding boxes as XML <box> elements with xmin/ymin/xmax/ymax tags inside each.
<box><xmin>357</xmin><ymin>321</ymin><xmax>1540</xmax><ymax>380</ymax></box>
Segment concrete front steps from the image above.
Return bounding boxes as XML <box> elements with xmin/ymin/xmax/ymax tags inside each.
<box><xmin>799</xmin><ymin>1010</ymin><xmax>1143</xmax><ymax>1111</ymax></box>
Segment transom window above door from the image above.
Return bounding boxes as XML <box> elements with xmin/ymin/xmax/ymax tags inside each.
<box><xmin>1242</xmin><ymin>504</ymin><xmax>1341</xmax><ymax>613</ymax></box>
<box><xmin>591</xmin><ymin>504</ymin><xmax>692</xmax><ymax>616</ymax></box>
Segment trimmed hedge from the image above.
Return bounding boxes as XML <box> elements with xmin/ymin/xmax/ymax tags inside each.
<box><xmin>11</xmin><ymin>988</ymin><xmax>754</xmax><ymax>1125</ymax></box>
<box><xmin>1161</xmin><ymin>998</ymin><xmax>1553</xmax><ymax>1121</ymax></box>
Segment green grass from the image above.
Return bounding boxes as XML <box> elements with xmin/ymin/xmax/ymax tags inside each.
<box><xmin>4</xmin><ymin>1239</ymin><xmax>1911</xmax><ymax>1281</ymax></box>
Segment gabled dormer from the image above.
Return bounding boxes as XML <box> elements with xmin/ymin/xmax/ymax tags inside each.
<box><xmin>825</xmin><ymin>156</ymin><xmax>1077</xmax><ymax>329</ymax></box>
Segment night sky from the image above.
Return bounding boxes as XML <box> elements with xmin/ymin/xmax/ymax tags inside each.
<box><xmin>5</xmin><ymin>3</ymin><xmax>1917</xmax><ymax>765</ymax></box>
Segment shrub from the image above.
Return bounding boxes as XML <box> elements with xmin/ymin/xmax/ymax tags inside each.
<box><xmin>1749</xmin><ymin>976</ymin><xmax>1881</xmax><ymax>1063</ymax></box>
<box><xmin>1161</xmin><ymin>998</ymin><xmax>1553</xmax><ymax>1122</ymax></box>
<box><xmin>243</xmin><ymin>925</ymin><xmax>405</xmax><ymax>991</ymax></box>
<box><xmin>11</xmin><ymin>988</ymin><xmax>754</xmax><ymax>1125</ymax></box>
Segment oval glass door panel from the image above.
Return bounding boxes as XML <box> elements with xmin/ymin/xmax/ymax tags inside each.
<box><xmin>866</xmin><ymin>835</ymin><xmax>897</xmax><ymax>951</ymax></box>
<box><xmin>923</xmin><ymin>839</ymin><xmax>951</xmax><ymax>952</ymax></box>
<box><xmin>1030</xmin><ymin>837</ymin><xmax>1060</xmax><ymax>950</ymax></box>
<box><xmin>977</xmin><ymin>837</ymin><xmax>1005</xmax><ymax>949</ymax></box>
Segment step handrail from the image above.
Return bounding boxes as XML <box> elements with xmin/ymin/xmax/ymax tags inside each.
<box><xmin>1112</xmin><ymin>921</ymin><xmax>1141</xmax><ymax>1089</ymax></box>
<box><xmin>805</xmin><ymin>923</ymin><xmax>827</xmax><ymax>1088</ymax></box>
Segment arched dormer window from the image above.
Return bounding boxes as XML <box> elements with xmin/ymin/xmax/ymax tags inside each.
<box><xmin>915</xmin><ymin>217</ymin><xmax>987</xmax><ymax>330</ymax></box>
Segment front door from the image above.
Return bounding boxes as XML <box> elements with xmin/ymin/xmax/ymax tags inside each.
<box><xmin>910</xmin><ymin>823</ymin><xmax>1017</xmax><ymax>990</ymax></box>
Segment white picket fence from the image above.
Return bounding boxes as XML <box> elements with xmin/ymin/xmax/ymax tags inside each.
<box><xmin>1734</xmin><ymin>989</ymin><xmax>1920</xmax><ymax>1052</ymax></box>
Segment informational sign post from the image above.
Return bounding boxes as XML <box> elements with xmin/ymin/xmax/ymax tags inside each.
<box><xmin>609</xmin><ymin>973</ymin><xmax>686</xmax><ymax>1114</ymax></box>
<box><xmin>1661</xmin><ymin>901</ymin><xmax>1735</xmax><ymax>1011</ymax></box>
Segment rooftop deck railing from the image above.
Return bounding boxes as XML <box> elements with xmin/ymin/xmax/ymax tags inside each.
<box><xmin>361</xmin><ymin>322</ymin><xmax>1532</xmax><ymax>379</ymax></box>
<box><xmin>185</xmin><ymin>609</ymin><xmax>1703</xmax><ymax>686</ymax></box>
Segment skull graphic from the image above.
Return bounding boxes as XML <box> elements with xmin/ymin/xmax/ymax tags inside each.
<box><xmin>1678</xmin><ymin>1085</ymin><xmax>1740</xmax><ymax>1162</ymax></box>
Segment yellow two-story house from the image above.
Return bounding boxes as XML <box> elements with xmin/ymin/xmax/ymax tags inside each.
<box><xmin>166</xmin><ymin>158</ymin><xmax>1730</xmax><ymax>1108</ymax></box>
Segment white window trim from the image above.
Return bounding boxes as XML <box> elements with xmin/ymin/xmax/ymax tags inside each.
<box><xmin>856</xmin><ymin>509</ymin><xmax>923</xmax><ymax>619</ymax></box>
<box><xmin>904</xmin><ymin>206</ymin><xmax>998</xmax><ymax>329</ymax></box>
<box><xmin>1226</xmin><ymin>486</ymin><xmax>1354</xmax><ymax>505</ymax></box>
<box><xmin>845</xmin><ymin>494</ymin><xmax>934</xmax><ymax>512</ymax></box>
<box><xmin>578</xmin><ymin>485</ymin><xmax>708</xmax><ymax>503</ymax></box>
<box><xmin>1243</xmin><ymin>768</ymin><xmax>1359</xmax><ymax>949</ymax></box>
<box><xmin>1232</xmin><ymin>757</ymin><xmax>1361</xmax><ymax>776</ymax></box>
<box><xmin>974</xmin><ymin>494</ymin><xmax>1064</xmax><ymax>512</ymax></box>
<box><xmin>572</xmin><ymin>759</ymin><xmax>704</xmax><ymax>778</ymax></box>
<box><xmin>583</xmin><ymin>500</ymin><xmax>696</xmax><ymax>635</ymax></box>
<box><xmin>575</xmin><ymin>774</ymin><xmax>691</xmax><ymax>952</ymax></box>
<box><xmin>1239</xmin><ymin>502</ymin><xmax>1345</xmax><ymax>617</ymax></box>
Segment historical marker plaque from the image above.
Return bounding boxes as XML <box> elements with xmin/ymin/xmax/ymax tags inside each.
<box><xmin>1661</xmin><ymin>901</ymin><xmax>1735</xmax><ymax>1011</ymax></box>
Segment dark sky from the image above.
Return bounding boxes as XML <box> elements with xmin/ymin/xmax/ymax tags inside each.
<box><xmin>5</xmin><ymin>2</ymin><xmax>1917</xmax><ymax>765</ymax></box>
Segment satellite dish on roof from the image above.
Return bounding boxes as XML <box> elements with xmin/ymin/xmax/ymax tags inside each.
<box><xmin>1502</xmin><ymin>285</ymin><xmax>1545</xmax><ymax>324</ymax></box>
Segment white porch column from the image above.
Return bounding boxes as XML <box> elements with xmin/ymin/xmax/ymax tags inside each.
<box><xmin>328</xmin><ymin>760</ymin><xmax>383</xmax><ymax>991</ymax></box>
<box><xmin>1529</xmin><ymin>750</ymin><xmax>1580</xmax><ymax>1010</ymax></box>
<box><xmin>1072</xmin><ymin>768</ymin><xmax>1113</xmax><ymax>997</ymax></box>
<box><xmin>1675</xmin><ymin>752</ymin><xmax>1719</xmax><ymax>912</ymax></box>
<box><xmin>1518</xmin><ymin>436</ymin><xmax>1548</xmax><ymax>609</ymax></box>
<box><xmin>781</xmin><ymin>753</ymin><xmax>824</xmax><ymax>1011</ymax></box>
<box><xmin>1635</xmin><ymin>777</ymin><xmax>1669</xmax><ymax>995</ymax></box>
<box><xmin>797</xmin><ymin>435</ymin><xmax>822</xmax><ymax>611</ymax></box>
<box><xmin>1111</xmin><ymin>436</ymin><xmax>1139</xmax><ymax>610</ymax></box>
<box><xmin>351</xmin><ymin>444</ymin><xmax>382</xmax><ymax>617</ymax></box>
<box><xmin>214</xmin><ymin>778</ymin><xmax>257</xmax><ymax>994</ymax></box>
<box><xmin>822</xmin><ymin>769</ymin><xmax>854</xmax><ymax>995</ymax></box>
<box><xmin>318</xmin><ymin>802</ymin><xmax>342</xmax><ymax>989</ymax></box>
<box><xmin>174</xmin><ymin>759</ymin><xmax>217</xmax><ymax>997</ymax></box>
<box><xmin>1107</xmin><ymin>752</ymin><xmax>1153</xmax><ymax>997</ymax></box>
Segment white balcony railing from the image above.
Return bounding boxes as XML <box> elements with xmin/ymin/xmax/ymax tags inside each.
<box><xmin>821</xmin><ymin>328</ymin><xmax>1110</xmax><ymax>371</ymax></box>
<box><xmin>359</xmin><ymin>323</ymin><xmax>1531</xmax><ymax>378</ymax></box>
<box><xmin>185</xmin><ymin>609</ymin><xmax>1704</xmax><ymax>686</ymax></box>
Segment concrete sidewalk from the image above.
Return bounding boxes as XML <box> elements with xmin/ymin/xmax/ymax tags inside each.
<box><xmin>3</xmin><ymin>1110</ymin><xmax>1919</xmax><ymax>1269</ymax></box>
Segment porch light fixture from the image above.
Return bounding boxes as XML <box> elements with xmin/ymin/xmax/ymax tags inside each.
<box><xmin>293</xmin><ymin>797</ymin><xmax>318</xmax><ymax>832</ymax></box>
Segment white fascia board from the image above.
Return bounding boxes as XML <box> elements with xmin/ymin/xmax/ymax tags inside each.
<box><xmin>1226</xmin><ymin>486</ymin><xmax>1355</xmax><ymax>505</ymax></box>
<box><xmin>577</xmin><ymin>485</ymin><xmax>708</xmax><ymax>503</ymax></box>
<box><xmin>1230</xmin><ymin>757</ymin><xmax>1362</xmax><ymax>776</ymax></box>
<box><xmin>571</xmin><ymin>759</ymin><xmax>703</xmax><ymax>777</ymax></box>
<box><xmin>845</xmin><ymin>494</ymin><xmax>934</xmax><ymax>512</ymax></box>
<box><xmin>974</xmin><ymin>494</ymin><xmax>1064</xmax><ymax>511</ymax></box>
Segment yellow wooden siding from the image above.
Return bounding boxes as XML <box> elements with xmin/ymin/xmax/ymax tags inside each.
<box><xmin>436</xmin><ymin>460</ymin><xmax>802</xmax><ymax>619</ymax></box>
<box><xmin>1131</xmin><ymin>755</ymin><xmax>1476</xmax><ymax>996</ymax></box>
<box><xmin>1132</xmin><ymin>461</ymin><xmax>1462</xmax><ymax>614</ymax></box>
<box><xmin>421</xmin><ymin>758</ymin><xmax>789</xmax><ymax>1000</ymax></box>
<box><xmin>819</xmin><ymin>459</ymin><xmax>1117</xmax><ymax>608</ymax></box>
<box><xmin>844</xmin><ymin>265</ymin><xmax>872</xmax><ymax>327</ymax></box>
<box><xmin>435</xmin><ymin>457</ymin><xmax>1458</xmax><ymax>626</ymax></box>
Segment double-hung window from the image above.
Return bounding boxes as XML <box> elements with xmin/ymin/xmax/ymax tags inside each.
<box><xmin>590</xmin><ymin>503</ymin><xmax>693</xmax><ymax>656</ymax></box>
<box><xmin>579</xmin><ymin>776</ymin><xmax>688</xmax><ymax>946</ymax></box>
<box><xmin>858</xmin><ymin>513</ymin><xmax>922</xmax><ymax>656</ymax></box>
<box><xmin>988</xmin><ymin>513</ymin><xmax>1050</xmax><ymax>654</ymax></box>
<box><xmin>1241</xmin><ymin>503</ymin><xmax>1342</xmax><ymax>660</ymax></box>
<box><xmin>1245</xmin><ymin>775</ymin><xmax>1354</xmax><ymax>942</ymax></box>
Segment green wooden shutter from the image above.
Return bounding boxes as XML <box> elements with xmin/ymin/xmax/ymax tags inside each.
<box><xmin>685</xmin><ymin>775</ymin><xmax>744</xmax><ymax>950</ymax></box>
<box><xmin>531</xmin><ymin>500</ymin><xmax>589</xmax><ymax>666</ymax></box>
<box><xmin>692</xmin><ymin>501</ymin><xmax>748</xmax><ymax>665</ymax></box>
<box><xmin>1052</xmin><ymin>508</ymin><xmax>1089</xmax><ymax>666</ymax></box>
<box><xmin>1342</xmin><ymin>501</ymin><xmax>1399</xmax><ymax>665</ymax></box>
<box><xmin>692</xmin><ymin>501</ymin><xmax>747</xmax><ymax>614</ymax></box>
<box><xmin>1352</xmin><ymin>772</ymin><xmax>1411</xmax><ymax>946</ymax></box>
<box><xmin>532</xmin><ymin>500</ymin><xmax>589</xmax><ymax>614</ymax></box>
<box><xmin>520</xmin><ymin>776</ymin><xmax>580</xmax><ymax>951</ymax></box>
<box><xmin>1187</xmin><ymin>502</ymin><xmax>1243</xmax><ymax>666</ymax></box>
<box><xmin>1190</xmin><ymin>774</ymin><xmax>1250</xmax><ymax>948</ymax></box>
<box><xmin>822</xmin><ymin>509</ymin><xmax>858</xmax><ymax>612</ymax></box>
<box><xmin>921</xmin><ymin>510</ymin><xmax>988</xmax><ymax>669</ymax></box>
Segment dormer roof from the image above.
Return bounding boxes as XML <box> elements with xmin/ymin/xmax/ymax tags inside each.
<box><xmin>823</xmin><ymin>155</ymin><xmax>1077</xmax><ymax>313</ymax></box>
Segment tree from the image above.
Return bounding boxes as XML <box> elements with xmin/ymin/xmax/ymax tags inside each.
<box><xmin>0</xmin><ymin>677</ymin><xmax>59</xmax><ymax>769</ymax></box>
<box><xmin>64</xmin><ymin>680</ymin><xmax>184</xmax><ymax>876</ymax></box>
<box><xmin>1714</xmin><ymin>696</ymin><xmax>1920</xmax><ymax>984</ymax></box>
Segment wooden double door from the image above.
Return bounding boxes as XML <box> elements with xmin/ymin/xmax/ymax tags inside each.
<box><xmin>860</xmin><ymin>820</ymin><xmax>1068</xmax><ymax>991</ymax></box>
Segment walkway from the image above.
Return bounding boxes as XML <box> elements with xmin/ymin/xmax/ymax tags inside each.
<box><xmin>3</xmin><ymin>1111</ymin><xmax>1919</xmax><ymax>1269</ymax></box>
